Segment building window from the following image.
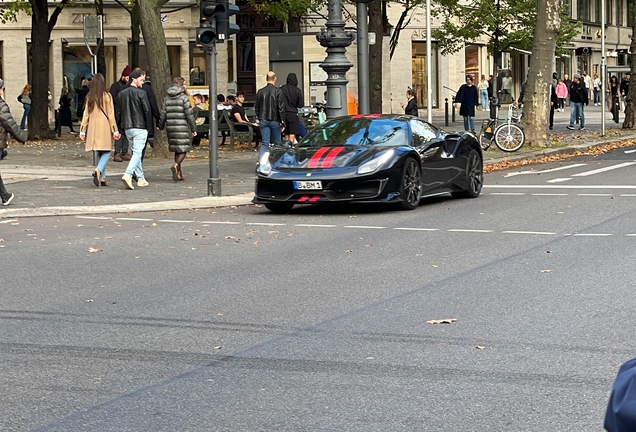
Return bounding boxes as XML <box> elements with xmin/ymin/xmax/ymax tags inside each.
<box><xmin>578</xmin><ymin>0</ymin><xmax>590</xmax><ymax>21</ymax></box>
<box><xmin>227</xmin><ymin>40</ymin><xmax>234</xmax><ymax>82</ymax></box>
<box><xmin>135</xmin><ymin>45</ymin><xmax>180</xmax><ymax>81</ymax></box>
<box><xmin>617</xmin><ymin>0</ymin><xmax>624</xmax><ymax>26</ymax></box>
<box><xmin>62</xmin><ymin>44</ymin><xmax>117</xmax><ymax>105</ymax></box>
<box><xmin>628</xmin><ymin>0</ymin><xmax>633</xmax><ymax>26</ymax></box>
<box><xmin>0</xmin><ymin>43</ymin><xmax>3</xmax><ymax>80</ymax></box>
<box><xmin>411</xmin><ymin>42</ymin><xmax>438</xmax><ymax>109</ymax></box>
<box><xmin>189</xmin><ymin>42</ymin><xmax>207</xmax><ymax>86</ymax></box>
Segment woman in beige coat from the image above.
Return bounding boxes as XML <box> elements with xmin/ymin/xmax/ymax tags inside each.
<box><xmin>79</xmin><ymin>73</ymin><xmax>121</xmax><ymax>187</ymax></box>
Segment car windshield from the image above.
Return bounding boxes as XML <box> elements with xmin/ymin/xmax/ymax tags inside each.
<box><xmin>299</xmin><ymin>118</ymin><xmax>407</xmax><ymax>148</ymax></box>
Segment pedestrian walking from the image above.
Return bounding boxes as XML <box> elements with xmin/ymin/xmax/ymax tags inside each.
<box><xmin>115</xmin><ymin>68</ymin><xmax>150</xmax><ymax>190</ymax></box>
<box><xmin>621</xmin><ymin>73</ymin><xmax>630</xmax><ymax>101</ymax></box>
<box><xmin>17</xmin><ymin>84</ymin><xmax>31</xmax><ymax>131</ymax></box>
<box><xmin>566</xmin><ymin>73</ymin><xmax>588</xmax><ymax>131</ymax></box>
<box><xmin>110</xmin><ymin>65</ymin><xmax>132</xmax><ymax>162</ymax></box>
<box><xmin>593</xmin><ymin>73</ymin><xmax>602</xmax><ymax>106</ymax></box>
<box><xmin>255</xmin><ymin>71</ymin><xmax>285</xmax><ymax>149</ymax></box>
<box><xmin>158</xmin><ymin>77</ymin><xmax>197</xmax><ymax>182</ymax></box>
<box><xmin>555</xmin><ymin>79</ymin><xmax>568</xmax><ymax>111</ymax></box>
<box><xmin>477</xmin><ymin>75</ymin><xmax>489</xmax><ymax>110</ymax></box>
<box><xmin>455</xmin><ymin>75</ymin><xmax>479</xmax><ymax>133</ymax></box>
<box><xmin>582</xmin><ymin>71</ymin><xmax>593</xmax><ymax>100</ymax></box>
<box><xmin>0</xmin><ymin>78</ymin><xmax>27</xmax><ymax>206</ymax></box>
<box><xmin>140</xmin><ymin>77</ymin><xmax>160</xmax><ymax>162</ymax></box>
<box><xmin>58</xmin><ymin>87</ymin><xmax>77</xmax><ymax>135</ymax></box>
<box><xmin>78</xmin><ymin>73</ymin><xmax>121</xmax><ymax>187</ymax></box>
<box><xmin>608</xmin><ymin>75</ymin><xmax>621</xmax><ymax>124</ymax></box>
<box><xmin>501</xmin><ymin>72</ymin><xmax>513</xmax><ymax>97</ymax></box>
<box><xmin>401</xmin><ymin>88</ymin><xmax>419</xmax><ymax>116</ymax></box>
<box><xmin>280</xmin><ymin>73</ymin><xmax>304</xmax><ymax>142</ymax></box>
<box><xmin>549</xmin><ymin>81</ymin><xmax>558</xmax><ymax>130</ymax></box>
<box><xmin>563</xmin><ymin>74</ymin><xmax>572</xmax><ymax>106</ymax></box>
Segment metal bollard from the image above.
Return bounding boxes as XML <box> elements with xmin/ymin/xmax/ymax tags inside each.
<box><xmin>452</xmin><ymin>96</ymin><xmax>456</xmax><ymax>123</ymax></box>
<box><xmin>445</xmin><ymin>98</ymin><xmax>449</xmax><ymax>126</ymax></box>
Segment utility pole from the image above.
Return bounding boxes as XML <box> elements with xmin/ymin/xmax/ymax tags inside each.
<box><xmin>352</xmin><ymin>0</ymin><xmax>372</xmax><ymax>114</ymax></box>
<box><xmin>601</xmin><ymin>0</ymin><xmax>606</xmax><ymax>136</ymax></box>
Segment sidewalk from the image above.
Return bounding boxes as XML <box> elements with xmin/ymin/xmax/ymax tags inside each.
<box><xmin>0</xmin><ymin>105</ymin><xmax>633</xmax><ymax>218</ymax></box>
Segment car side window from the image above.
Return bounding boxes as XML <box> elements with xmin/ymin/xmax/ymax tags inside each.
<box><xmin>409</xmin><ymin>119</ymin><xmax>438</xmax><ymax>147</ymax></box>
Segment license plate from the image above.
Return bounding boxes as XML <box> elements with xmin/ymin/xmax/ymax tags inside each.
<box><xmin>293</xmin><ymin>181</ymin><xmax>322</xmax><ymax>190</ymax></box>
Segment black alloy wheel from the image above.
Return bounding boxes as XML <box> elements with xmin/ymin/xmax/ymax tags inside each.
<box><xmin>398</xmin><ymin>157</ymin><xmax>422</xmax><ymax>210</ymax></box>
<box><xmin>451</xmin><ymin>149</ymin><xmax>483</xmax><ymax>199</ymax></box>
<box><xmin>264</xmin><ymin>202</ymin><xmax>295</xmax><ymax>213</ymax></box>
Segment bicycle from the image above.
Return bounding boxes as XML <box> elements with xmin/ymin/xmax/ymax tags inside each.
<box><xmin>479</xmin><ymin>97</ymin><xmax>525</xmax><ymax>152</ymax></box>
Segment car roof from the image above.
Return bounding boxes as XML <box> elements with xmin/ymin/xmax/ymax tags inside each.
<box><xmin>345</xmin><ymin>114</ymin><xmax>413</xmax><ymax>121</ymax></box>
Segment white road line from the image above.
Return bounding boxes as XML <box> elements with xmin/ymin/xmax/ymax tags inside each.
<box><xmin>620</xmin><ymin>194</ymin><xmax>636</xmax><ymax>197</ymax></box>
<box><xmin>200</xmin><ymin>221</ymin><xmax>241</xmax><ymax>225</ymax></box>
<box><xmin>546</xmin><ymin>178</ymin><xmax>572</xmax><ymax>183</ymax></box>
<box><xmin>0</xmin><ymin>219</ymin><xmax>19</xmax><ymax>224</ymax></box>
<box><xmin>245</xmin><ymin>222</ymin><xmax>287</xmax><ymax>226</ymax></box>
<box><xmin>75</xmin><ymin>216</ymin><xmax>112</xmax><ymax>220</ymax></box>
<box><xmin>625</xmin><ymin>149</ymin><xmax>636</xmax><ymax>154</ymax></box>
<box><xmin>158</xmin><ymin>220</ymin><xmax>194</xmax><ymax>223</ymax></box>
<box><xmin>447</xmin><ymin>229</ymin><xmax>493</xmax><ymax>233</ymax></box>
<box><xmin>576</xmin><ymin>193</ymin><xmax>614</xmax><ymax>197</ymax></box>
<box><xmin>490</xmin><ymin>192</ymin><xmax>526</xmax><ymax>195</ymax></box>
<box><xmin>625</xmin><ymin>234</ymin><xmax>636</xmax><ymax>236</ymax></box>
<box><xmin>394</xmin><ymin>227</ymin><xmax>439</xmax><ymax>231</ymax></box>
<box><xmin>116</xmin><ymin>217</ymin><xmax>153</xmax><ymax>221</ymax></box>
<box><xmin>343</xmin><ymin>225</ymin><xmax>386</xmax><ymax>229</ymax></box>
<box><xmin>502</xmin><ymin>231</ymin><xmax>556</xmax><ymax>235</ymax></box>
<box><xmin>505</xmin><ymin>164</ymin><xmax>587</xmax><ymax>177</ymax></box>
<box><xmin>294</xmin><ymin>224</ymin><xmax>337</xmax><ymax>228</ymax></box>
<box><xmin>573</xmin><ymin>233</ymin><xmax>613</xmax><ymax>237</ymax></box>
<box><xmin>484</xmin><ymin>185</ymin><xmax>636</xmax><ymax>189</ymax></box>
<box><xmin>571</xmin><ymin>162</ymin><xmax>636</xmax><ymax>177</ymax></box>
<box><xmin>531</xmin><ymin>193</ymin><xmax>568</xmax><ymax>196</ymax></box>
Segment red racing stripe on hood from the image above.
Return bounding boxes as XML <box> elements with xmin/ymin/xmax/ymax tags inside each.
<box><xmin>320</xmin><ymin>147</ymin><xmax>345</xmax><ymax>168</ymax></box>
<box><xmin>308</xmin><ymin>147</ymin><xmax>331</xmax><ymax>168</ymax></box>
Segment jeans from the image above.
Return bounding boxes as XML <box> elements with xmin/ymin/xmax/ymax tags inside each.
<box><xmin>0</xmin><ymin>162</ymin><xmax>9</xmax><ymax>202</ymax></box>
<box><xmin>20</xmin><ymin>104</ymin><xmax>30</xmax><ymax>130</ymax></box>
<box><xmin>124</xmin><ymin>128</ymin><xmax>147</xmax><ymax>179</ymax></box>
<box><xmin>463</xmin><ymin>116</ymin><xmax>475</xmax><ymax>131</ymax></box>
<box><xmin>95</xmin><ymin>151</ymin><xmax>111</xmax><ymax>179</ymax></box>
<box><xmin>114</xmin><ymin>134</ymin><xmax>129</xmax><ymax>154</ymax></box>
<box><xmin>259</xmin><ymin>119</ymin><xmax>282</xmax><ymax>147</ymax></box>
<box><xmin>569</xmin><ymin>102</ymin><xmax>585</xmax><ymax>127</ymax></box>
<box><xmin>594</xmin><ymin>89</ymin><xmax>601</xmax><ymax>104</ymax></box>
<box><xmin>480</xmin><ymin>89</ymin><xmax>489</xmax><ymax>110</ymax></box>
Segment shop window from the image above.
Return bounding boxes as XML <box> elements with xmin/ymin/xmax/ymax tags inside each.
<box><xmin>0</xmin><ymin>43</ymin><xmax>3</xmax><ymax>80</ymax></box>
<box><xmin>464</xmin><ymin>45</ymin><xmax>479</xmax><ymax>81</ymax></box>
<box><xmin>136</xmin><ymin>45</ymin><xmax>180</xmax><ymax>82</ymax></box>
<box><xmin>578</xmin><ymin>0</ymin><xmax>590</xmax><ymax>21</ymax></box>
<box><xmin>62</xmin><ymin>44</ymin><xmax>116</xmax><ymax>104</ymax></box>
<box><xmin>411</xmin><ymin>42</ymin><xmax>439</xmax><ymax>109</ymax></box>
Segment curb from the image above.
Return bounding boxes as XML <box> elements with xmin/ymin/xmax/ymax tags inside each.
<box><xmin>2</xmin><ymin>135</ymin><xmax>636</xmax><ymax>219</ymax></box>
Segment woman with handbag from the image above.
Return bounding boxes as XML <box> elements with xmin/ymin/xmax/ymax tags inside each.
<box><xmin>18</xmin><ymin>84</ymin><xmax>31</xmax><ymax>131</ymax></box>
<box><xmin>79</xmin><ymin>73</ymin><xmax>121</xmax><ymax>187</ymax></box>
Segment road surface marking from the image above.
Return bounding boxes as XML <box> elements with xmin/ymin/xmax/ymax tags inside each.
<box><xmin>625</xmin><ymin>149</ymin><xmax>636</xmax><ymax>154</ymax></box>
<box><xmin>571</xmin><ymin>162</ymin><xmax>636</xmax><ymax>177</ymax></box>
<box><xmin>75</xmin><ymin>216</ymin><xmax>112</xmax><ymax>220</ymax></box>
<box><xmin>573</xmin><ymin>233</ymin><xmax>613</xmax><ymax>237</ymax></box>
<box><xmin>546</xmin><ymin>178</ymin><xmax>572</xmax><ymax>183</ymax></box>
<box><xmin>158</xmin><ymin>220</ymin><xmax>194</xmax><ymax>223</ymax></box>
<box><xmin>343</xmin><ymin>225</ymin><xmax>386</xmax><ymax>229</ymax></box>
<box><xmin>502</xmin><ymin>231</ymin><xmax>556</xmax><ymax>235</ymax></box>
<box><xmin>505</xmin><ymin>164</ymin><xmax>587</xmax><ymax>177</ymax></box>
<box><xmin>620</xmin><ymin>194</ymin><xmax>636</xmax><ymax>197</ymax></box>
<box><xmin>531</xmin><ymin>193</ymin><xmax>568</xmax><ymax>196</ymax></box>
<box><xmin>294</xmin><ymin>224</ymin><xmax>337</xmax><ymax>228</ymax></box>
<box><xmin>447</xmin><ymin>229</ymin><xmax>493</xmax><ymax>233</ymax></box>
<box><xmin>200</xmin><ymin>221</ymin><xmax>241</xmax><ymax>225</ymax></box>
<box><xmin>116</xmin><ymin>217</ymin><xmax>153</xmax><ymax>221</ymax></box>
<box><xmin>490</xmin><ymin>192</ymin><xmax>526</xmax><ymax>195</ymax></box>
<box><xmin>394</xmin><ymin>228</ymin><xmax>439</xmax><ymax>231</ymax></box>
<box><xmin>625</xmin><ymin>234</ymin><xmax>636</xmax><ymax>236</ymax></box>
<box><xmin>0</xmin><ymin>219</ymin><xmax>19</xmax><ymax>224</ymax></box>
<box><xmin>576</xmin><ymin>193</ymin><xmax>613</xmax><ymax>197</ymax></box>
<box><xmin>245</xmin><ymin>222</ymin><xmax>287</xmax><ymax>226</ymax></box>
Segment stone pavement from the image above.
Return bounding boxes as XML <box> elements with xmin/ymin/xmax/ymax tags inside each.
<box><xmin>0</xmin><ymin>104</ymin><xmax>633</xmax><ymax>219</ymax></box>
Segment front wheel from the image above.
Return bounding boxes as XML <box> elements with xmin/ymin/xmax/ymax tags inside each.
<box><xmin>264</xmin><ymin>202</ymin><xmax>295</xmax><ymax>213</ymax></box>
<box><xmin>494</xmin><ymin>123</ymin><xmax>525</xmax><ymax>152</ymax></box>
<box><xmin>479</xmin><ymin>131</ymin><xmax>491</xmax><ymax>151</ymax></box>
<box><xmin>451</xmin><ymin>149</ymin><xmax>483</xmax><ymax>199</ymax></box>
<box><xmin>398</xmin><ymin>157</ymin><xmax>422</xmax><ymax>210</ymax></box>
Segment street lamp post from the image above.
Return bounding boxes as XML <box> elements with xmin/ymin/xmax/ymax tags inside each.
<box><xmin>351</xmin><ymin>0</ymin><xmax>372</xmax><ymax>115</ymax></box>
<box><xmin>601</xmin><ymin>0</ymin><xmax>606</xmax><ymax>136</ymax></box>
<box><xmin>317</xmin><ymin>0</ymin><xmax>355</xmax><ymax>118</ymax></box>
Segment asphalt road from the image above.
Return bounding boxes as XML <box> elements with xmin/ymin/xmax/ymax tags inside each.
<box><xmin>3</xmin><ymin>147</ymin><xmax>636</xmax><ymax>431</ymax></box>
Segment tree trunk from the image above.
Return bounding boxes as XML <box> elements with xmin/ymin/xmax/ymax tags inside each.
<box><xmin>288</xmin><ymin>11</ymin><xmax>301</xmax><ymax>33</ymax></box>
<box><xmin>96</xmin><ymin>0</ymin><xmax>106</xmax><ymax>76</ymax></box>
<box><xmin>369</xmin><ymin>0</ymin><xmax>383</xmax><ymax>113</ymax></box>
<box><xmin>29</xmin><ymin>0</ymin><xmax>55</xmax><ymax>140</ymax></box>
<box><xmin>130</xmin><ymin>2</ymin><xmax>141</xmax><ymax>68</ymax></box>
<box><xmin>624</xmin><ymin>0</ymin><xmax>636</xmax><ymax>128</ymax></box>
<box><xmin>137</xmin><ymin>0</ymin><xmax>171</xmax><ymax>158</ymax></box>
<box><xmin>521</xmin><ymin>0</ymin><xmax>561</xmax><ymax>147</ymax></box>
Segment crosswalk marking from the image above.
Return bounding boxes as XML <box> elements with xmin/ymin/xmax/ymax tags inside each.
<box><xmin>546</xmin><ymin>178</ymin><xmax>572</xmax><ymax>183</ymax></box>
<box><xmin>505</xmin><ymin>164</ymin><xmax>587</xmax><ymax>177</ymax></box>
<box><xmin>571</xmin><ymin>162</ymin><xmax>636</xmax><ymax>177</ymax></box>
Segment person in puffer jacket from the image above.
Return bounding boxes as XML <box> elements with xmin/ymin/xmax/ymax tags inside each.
<box><xmin>0</xmin><ymin>78</ymin><xmax>27</xmax><ymax>205</ymax></box>
<box><xmin>157</xmin><ymin>77</ymin><xmax>196</xmax><ymax>182</ymax></box>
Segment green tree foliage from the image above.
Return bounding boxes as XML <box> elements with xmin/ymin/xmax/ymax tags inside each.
<box><xmin>248</xmin><ymin>0</ymin><xmax>327</xmax><ymax>32</ymax></box>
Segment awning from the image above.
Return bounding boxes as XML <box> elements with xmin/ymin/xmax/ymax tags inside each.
<box><xmin>62</xmin><ymin>37</ymin><xmax>119</xmax><ymax>46</ymax></box>
<box><xmin>131</xmin><ymin>37</ymin><xmax>184</xmax><ymax>45</ymax></box>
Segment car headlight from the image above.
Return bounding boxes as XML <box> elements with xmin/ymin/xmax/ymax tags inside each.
<box><xmin>257</xmin><ymin>151</ymin><xmax>272</xmax><ymax>175</ymax></box>
<box><xmin>357</xmin><ymin>149</ymin><xmax>396</xmax><ymax>175</ymax></box>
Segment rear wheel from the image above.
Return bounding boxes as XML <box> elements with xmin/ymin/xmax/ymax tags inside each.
<box><xmin>398</xmin><ymin>157</ymin><xmax>421</xmax><ymax>210</ymax></box>
<box><xmin>494</xmin><ymin>123</ymin><xmax>525</xmax><ymax>152</ymax></box>
<box><xmin>451</xmin><ymin>149</ymin><xmax>483</xmax><ymax>199</ymax></box>
<box><xmin>264</xmin><ymin>203</ymin><xmax>294</xmax><ymax>213</ymax></box>
<box><xmin>479</xmin><ymin>121</ymin><xmax>493</xmax><ymax>150</ymax></box>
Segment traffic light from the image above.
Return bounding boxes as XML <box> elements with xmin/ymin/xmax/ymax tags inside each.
<box><xmin>215</xmin><ymin>0</ymin><xmax>240</xmax><ymax>43</ymax></box>
<box><xmin>197</xmin><ymin>0</ymin><xmax>224</xmax><ymax>47</ymax></box>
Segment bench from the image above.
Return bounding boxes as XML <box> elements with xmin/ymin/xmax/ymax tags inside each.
<box><xmin>223</xmin><ymin>110</ymin><xmax>259</xmax><ymax>149</ymax></box>
<box><xmin>193</xmin><ymin>109</ymin><xmax>231</xmax><ymax>147</ymax></box>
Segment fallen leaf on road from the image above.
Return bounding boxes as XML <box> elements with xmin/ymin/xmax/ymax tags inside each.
<box><xmin>214</xmin><ymin>346</ymin><xmax>222</xmax><ymax>349</ymax></box>
<box><xmin>346</xmin><ymin>249</ymin><xmax>353</xmax><ymax>253</ymax></box>
<box><xmin>476</xmin><ymin>346</ymin><xmax>485</xmax><ymax>350</ymax></box>
<box><xmin>152</xmin><ymin>223</ymin><xmax>157</xmax><ymax>227</ymax></box>
<box><xmin>87</xmin><ymin>247</ymin><xmax>102</xmax><ymax>253</ymax></box>
<box><xmin>86</xmin><ymin>299</ymin><xmax>94</xmax><ymax>302</ymax></box>
<box><xmin>541</xmin><ymin>269</ymin><xmax>552</xmax><ymax>273</ymax></box>
<box><xmin>545</xmin><ymin>250</ymin><xmax>551</xmax><ymax>254</ymax></box>
<box><xmin>426</xmin><ymin>319</ymin><xmax>457</xmax><ymax>324</ymax></box>
<box><xmin>432</xmin><ymin>265</ymin><xmax>438</xmax><ymax>268</ymax></box>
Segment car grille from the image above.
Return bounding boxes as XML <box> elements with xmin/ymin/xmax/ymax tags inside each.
<box><xmin>256</xmin><ymin>178</ymin><xmax>385</xmax><ymax>201</ymax></box>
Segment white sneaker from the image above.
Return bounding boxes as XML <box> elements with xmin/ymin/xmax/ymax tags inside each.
<box><xmin>2</xmin><ymin>193</ymin><xmax>14</xmax><ymax>206</ymax></box>
<box><xmin>121</xmin><ymin>174</ymin><xmax>134</xmax><ymax>189</ymax></box>
<box><xmin>137</xmin><ymin>178</ymin><xmax>149</xmax><ymax>187</ymax></box>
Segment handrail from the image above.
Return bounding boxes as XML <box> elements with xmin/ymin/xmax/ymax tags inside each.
<box><xmin>443</xmin><ymin>86</ymin><xmax>457</xmax><ymax>94</ymax></box>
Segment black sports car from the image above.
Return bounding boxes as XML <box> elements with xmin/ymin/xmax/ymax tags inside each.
<box><xmin>253</xmin><ymin>114</ymin><xmax>483</xmax><ymax>213</ymax></box>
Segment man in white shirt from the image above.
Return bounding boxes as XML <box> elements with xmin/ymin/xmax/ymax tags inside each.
<box><xmin>582</xmin><ymin>71</ymin><xmax>593</xmax><ymax>100</ymax></box>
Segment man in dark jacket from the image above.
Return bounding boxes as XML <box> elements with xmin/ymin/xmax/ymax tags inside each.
<box><xmin>401</xmin><ymin>89</ymin><xmax>418</xmax><ymax>116</ymax></box>
<box><xmin>566</xmin><ymin>73</ymin><xmax>588</xmax><ymax>131</ymax></box>
<box><xmin>116</xmin><ymin>68</ymin><xmax>150</xmax><ymax>189</ymax></box>
<box><xmin>140</xmin><ymin>78</ymin><xmax>160</xmax><ymax>161</ymax></box>
<box><xmin>110</xmin><ymin>65</ymin><xmax>132</xmax><ymax>162</ymax></box>
<box><xmin>255</xmin><ymin>71</ymin><xmax>285</xmax><ymax>149</ymax></box>
<box><xmin>0</xmin><ymin>78</ymin><xmax>27</xmax><ymax>205</ymax></box>
<box><xmin>280</xmin><ymin>73</ymin><xmax>304</xmax><ymax>142</ymax></box>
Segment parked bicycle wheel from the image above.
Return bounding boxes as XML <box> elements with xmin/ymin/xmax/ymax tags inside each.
<box><xmin>494</xmin><ymin>123</ymin><xmax>524</xmax><ymax>152</ymax></box>
<box><xmin>478</xmin><ymin>119</ymin><xmax>494</xmax><ymax>150</ymax></box>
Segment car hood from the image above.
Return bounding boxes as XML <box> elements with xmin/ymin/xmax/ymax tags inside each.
<box><xmin>268</xmin><ymin>145</ymin><xmax>391</xmax><ymax>170</ymax></box>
